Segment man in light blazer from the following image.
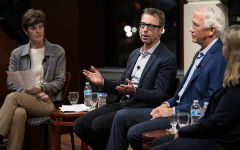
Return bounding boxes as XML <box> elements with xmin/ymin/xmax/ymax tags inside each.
<box><xmin>106</xmin><ymin>5</ymin><xmax>227</xmax><ymax>150</ymax></box>
<box><xmin>73</xmin><ymin>8</ymin><xmax>177</xmax><ymax>150</ymax></box>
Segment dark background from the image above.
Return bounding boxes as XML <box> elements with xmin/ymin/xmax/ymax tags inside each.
<box><xmin>0</xmin><ymin>0</ymin><xmax>238</xmax><ymax>103</ymax></box>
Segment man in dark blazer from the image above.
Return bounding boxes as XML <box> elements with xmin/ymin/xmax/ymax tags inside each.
<box><xmin>105</xmin><ymin>5</ymin><xmax>227</xmax><ymax>150</ymax></box>
<box><xmin>73</xmin><ymin>8</ymin><xmax>177</xmax><ymax>150</ymax></box>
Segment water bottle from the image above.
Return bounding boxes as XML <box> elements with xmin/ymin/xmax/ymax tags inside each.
<box><xmin>84</xmin><ymin>82</ymin><xmax>92</xmax><ymax>107</ymax></box>
<box><xmin>190</xmin><ymin>100</ymin><xmax>201</xmax><ymax>124</ymax></box>
<box><xmin>201</xmin><ymin>102</ymin><xmax>209</xmax><ymax>118</ymax></box>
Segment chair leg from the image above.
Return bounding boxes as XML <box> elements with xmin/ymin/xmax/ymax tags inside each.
<box><xmin>70</xmin><ymin>127</ymin><xmax>75</xmax><ymax>150</ymax></box>
<box><xmin>44</xmin><ymin>123</ymin><xmax>49</xmax><ymax>150</ymax></box>
<box><xmin>25</xmin><ymin>127</ymin><xmax>30</xmax><ymax>150</ymax></box>
<box><xmin>25</xmin><ymin>124</ymin><xmax>49</xmax><ymax>150</ymax></box>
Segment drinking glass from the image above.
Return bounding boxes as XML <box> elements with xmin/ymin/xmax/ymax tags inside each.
<box><xmin>98</xmin><ymin>93</ymin><xmax>107</xmax><ymax>108</ymax></box>
<box><xmin>68</xmin><ymin>92</ymin><xmax>79</xmax><ymax>105</ymax></box>
<box><xmin>90</xmin><ymin>92</ymin><xmax>98</xmax><ymax>109</ymax></box>
<box><xmin>177</xmin><ymin>112</ymin><xmax>190</xmax><ymax>128</ymax></box>
<box><xmin>168</xmin><ymin>115</ymin><xmax>177</xmax><ymax>133</ymax></box>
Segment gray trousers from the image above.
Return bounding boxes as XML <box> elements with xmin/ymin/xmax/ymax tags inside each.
<box><xmin>0</xmin><ymin>92</ymin><xmax>55</xmax><ymax>150</ymax></box>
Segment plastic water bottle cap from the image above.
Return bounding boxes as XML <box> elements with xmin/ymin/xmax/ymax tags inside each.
<box><xmin>98</xmin><ymin>93</ymin><xmax>107</xmax><ymax>96</ymax></box>
<box><xmin>193</xmin><ymin>100</ymin><xmax>198</xmax><ymax>103</ymax></box>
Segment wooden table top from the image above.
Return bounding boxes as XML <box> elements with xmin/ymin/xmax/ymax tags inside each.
<box><xmin>50</xmin><ymin>109</ymin><xmax>88</xmax><ymax>126</ymax></box>
<box><xmin>142</xmin><ymin>129</ymin><xmax>172</xmax><ymax>140</ymax></box>
<box><xmin>51</xmin><ymin>109</ymin><xmax>88</xmax><ymax>118</ymax></box>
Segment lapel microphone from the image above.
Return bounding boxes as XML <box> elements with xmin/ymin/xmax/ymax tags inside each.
<box><xmin>131</xmin><ymin>66</ymin><xmax>141</xmax><ymax>79</ymax></box>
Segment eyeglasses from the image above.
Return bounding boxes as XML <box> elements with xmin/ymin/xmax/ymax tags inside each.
<box><xmin>139</xmin><ymin>22</ymin><xmax>161</xmax><ymax>31</ymax></box>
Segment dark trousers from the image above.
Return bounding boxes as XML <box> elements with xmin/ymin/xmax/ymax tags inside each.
<box><xmin>106</xmin><ymin>108</ymin><xmax>171</xmax><ymax>150</ymax></box>
<box><xmin>151</xmin><ymin>134</ymin><xmax>226</xmax><ymax>150</ymax></box>
<box><xmin>73</xmin><ymin>100</ymin><xmax>146</xmax><ymax>150</ymax></box>
<box><xmin>73</xmin><ymin>103</ymin><xmax>122</xmax><ymax>150</ymax></box>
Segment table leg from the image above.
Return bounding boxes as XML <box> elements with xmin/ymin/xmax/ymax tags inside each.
<box><xmin>70</xmin><ymin>127</ymin><xmax>75</xmax><ymax>150</ymax></box>
<box><xmin>48</xmin><ymin>124</ymin><xmax>61</xmax><ymax>150</ymax></box>
<box><xmin>55</xmin><ymin>125</ymin><xmax>61</xmax><ymax>150</ymax></box>
<box><xmin>81</xmin><ymin>140</ymin><xmax>88</xmax><ymax>150</ymax></box>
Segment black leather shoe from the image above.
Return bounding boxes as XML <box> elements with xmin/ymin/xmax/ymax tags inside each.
<box><xmin>0</xmin><ymin>139</ymin><xmax>8</xmax><ymax>147</ymax></box>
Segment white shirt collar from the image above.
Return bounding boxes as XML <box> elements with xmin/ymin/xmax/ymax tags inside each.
<box><xmin>199</xmin><ymin>38</ymin><xmax>218</xmax><ymax>56</ymax></box>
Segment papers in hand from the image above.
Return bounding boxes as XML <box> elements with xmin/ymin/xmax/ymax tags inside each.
<box><xmin>6</xmin><ymin>70</ymin><xmax>36</xmax><ymax>90</ymax></box>
<box><xmin>59</xmin><ymin>104</ymin><xmax>91</xmax><ymax>112</ymax></box>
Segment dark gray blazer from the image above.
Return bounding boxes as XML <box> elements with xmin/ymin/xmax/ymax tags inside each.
<box><xmin>103</xmin><ymin>42</ymin><xmax>177</xmax><ymax>108</ymax></box>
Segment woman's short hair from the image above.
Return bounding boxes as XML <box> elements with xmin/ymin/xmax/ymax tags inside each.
<box><xmin>22</xmin><ymin>9</ymin><xmax>46</xmax><ymax>31</ymax></box>
<box><xmin>223</xmin><ymin>24</ymin><xmax>240</xmax><ymax>88</ymax></box>
<box><xmin>141</xmin><ymin>8</ymin><xmax>165</xmax><ymax>27</ymax></box>
<box><xmin>202</xmin><ymin>5</ymin><xmax>226</xmax><ymax>37</ymax></box>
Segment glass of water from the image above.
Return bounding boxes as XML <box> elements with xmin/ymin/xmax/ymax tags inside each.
<box><xmin>168</xmin><ymin>114</ymin><xmax>177</xmax><ymax>133</ymax></box>
<box><xmin>98</xmin><ymin>93</ymin><xmax>107</xmax><ymax>108</ymax></box>
<box><xmin>177</xmin><ymin>112</ymin><xmax>190</xmax><ymax>128</ymax></box>
<box><xmin>90</xmin><ymin>92</ymin><xmax>98</xmax><ymax>109</ymax></box>
<box><xmin>68</xmin><ymin>92</ymin><xmax>79</xmax><ymax>105</ymax></box>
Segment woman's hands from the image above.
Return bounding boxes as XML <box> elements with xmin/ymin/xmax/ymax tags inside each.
<box><xmin>25</xmin><ymin>85</ymin><xmax>49</xmax><ymax>101</ymax></box>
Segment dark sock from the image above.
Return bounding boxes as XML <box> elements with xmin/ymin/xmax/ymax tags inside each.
<box><xmin>0</xmin><ymin>135</ymin><xmax>4</xmax><ymax>144</ymax></box>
